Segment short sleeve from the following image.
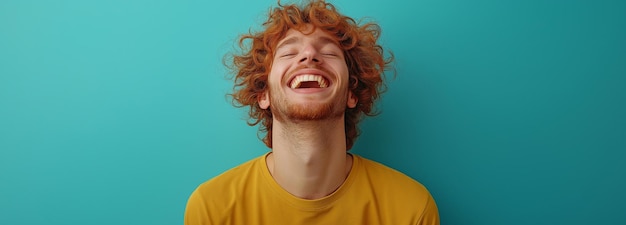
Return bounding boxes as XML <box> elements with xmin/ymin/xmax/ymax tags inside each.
<box><xmin>417</xmin><ymin>194</ymin><xmax>440</xmax><ymax>225</ymax></box>
<box><xmin>184</xmin><ymin>188</ymin><xmax>211</xmax><ymax>225</ymax></box>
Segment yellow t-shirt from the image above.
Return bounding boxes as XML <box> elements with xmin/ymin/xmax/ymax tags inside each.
<box><xmin>185</xmin><ymin>153</ymin><xmax>439</xmax><ymax>225</ymax></box>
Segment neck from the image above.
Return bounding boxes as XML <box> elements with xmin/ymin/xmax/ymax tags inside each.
<box><xmin>266</xmin><ymin>117</ymin><xmax>353</xmax><ymax>200</ymax></box>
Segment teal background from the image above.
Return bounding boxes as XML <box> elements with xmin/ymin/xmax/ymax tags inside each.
<box><xmin>1</xmin><ymin>0</ymin><xmax>624</xmax><ymax>224</ymax></box>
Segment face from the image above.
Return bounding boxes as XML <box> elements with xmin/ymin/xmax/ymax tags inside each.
<box><xmin>258</xmin><ymin>26</ymin><xmax>358</xmax><ymax>122</ymax></box>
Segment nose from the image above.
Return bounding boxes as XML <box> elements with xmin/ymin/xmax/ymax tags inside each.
<box><xmin>298</xmin><ymin>45</ymin><xmax>322</xmax><ymax>65</ymax></box>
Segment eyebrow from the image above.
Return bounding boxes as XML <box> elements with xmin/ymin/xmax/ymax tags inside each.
<box><xmin>275</xmin><ymin>35</ymin><xmax>339</xmax><ymax>51</ymax></box>
<box><xmin>276</xmin><ymin>36</ymin><xmax>299</xmax><ymax>51</ymax></box>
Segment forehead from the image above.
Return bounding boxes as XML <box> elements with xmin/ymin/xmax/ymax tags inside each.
<box><xmin>275</xmin><ymin>27</ymin><xmax>340</xmax><ymax>50</ymax></box>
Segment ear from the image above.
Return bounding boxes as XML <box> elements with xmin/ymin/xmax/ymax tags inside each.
<box><xmin>258</xmin><ymin>91</ymin><xmax>270</xmax><ymax>109</ymax></box>
<box><xmin>347</xmin><ymin>91</ymin><xmax>358</xmax><ymax>108</ymax></box>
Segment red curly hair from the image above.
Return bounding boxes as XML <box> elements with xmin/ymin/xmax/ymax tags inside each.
<box><xmin>227</xmin><ymin>0</ymin><xmax>393</xmax><ymax>150</ymax></box>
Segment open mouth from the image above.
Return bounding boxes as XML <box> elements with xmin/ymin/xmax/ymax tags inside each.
<box><xmin>289</xmin><ymin>74</ymin><xmax>329</xmax><ymax>89</ymax></box>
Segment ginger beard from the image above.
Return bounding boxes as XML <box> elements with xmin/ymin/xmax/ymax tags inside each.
<box><xmin>259</xmin><ymin>28</ymin><xmax>357</xmax><ymax>123</ymax></box>
<box><xmin>268</xmin><ymin>73</ymin><xmax>348</xmax><ymax>122</ymax></box>
<box><xmin>277</xmin><ymin>98</ymin><xmax>335</xmax><ymax>121</ymax></box>
<box><xmin>272</xmin><ymin>93</ymin><xmax>342</xmax><ymax>122</ymax></box>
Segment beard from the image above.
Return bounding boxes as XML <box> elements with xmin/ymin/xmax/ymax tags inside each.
<box><xmin>267</xmin><ymin>64</ymin><xmax>347</xmax><ymax>122</ymax></box>
<box><xmin>271</xmin><ymin>95</ymin><xmax>344</xmax><ymax>122</ymax></box>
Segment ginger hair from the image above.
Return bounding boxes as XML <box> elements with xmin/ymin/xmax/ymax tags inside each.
<box><xmin>227</xmin><ymin>0</ymin><xmax>393</xmax><ymax>150</ymax></box>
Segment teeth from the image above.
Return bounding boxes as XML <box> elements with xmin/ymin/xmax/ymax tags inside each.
<box><xmin>290</xmin><ymin>74</ymin><xmax>328</xmax><ymax>89</ymax></box>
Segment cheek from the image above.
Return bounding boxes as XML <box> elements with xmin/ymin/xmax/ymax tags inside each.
<box><xmin>269</xmin><ymin>61</ymin><xmax>291</xmax><ymax>79</ymax></box>
<box><xmin>342</xmin><ymin>64</ymin><xmax>349</xmax><ymax>77</ymax></box>
<box><xmin>335</xmin><ymin>63</ymin><xmax>350</xmax><ymax>80</ymax></box>
<box><xmin>267</xmin><ymin>66</ymin><xmax>285</xmax><ymax>88</ymax></box>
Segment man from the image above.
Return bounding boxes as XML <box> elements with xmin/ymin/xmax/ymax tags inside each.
<box><xmin>184</xmin><ymin>0</ymin><xmax>439</xmax><ymax>224</ymax></box>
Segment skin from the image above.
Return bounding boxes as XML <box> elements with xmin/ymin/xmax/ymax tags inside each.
<box><xmin>258</xmin><ymin>26</ymin><xmax>358</xmax><ymax>200</ymax></box>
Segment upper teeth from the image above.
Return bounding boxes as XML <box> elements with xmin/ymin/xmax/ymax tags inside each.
<box><xmin>290</xmin><ymin>74</ymin><xmax>328</xmax><ymax>89</ymax></box>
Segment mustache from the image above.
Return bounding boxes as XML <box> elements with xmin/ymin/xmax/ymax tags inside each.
<box><xmin>287</xmin><ymin>64</ymin><xmax>334</xmax><ymax>77</ymax></box>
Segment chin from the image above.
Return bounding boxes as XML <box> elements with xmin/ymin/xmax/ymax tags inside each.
<box><xmin>285</xmin><ymin>103</ymin><xmax>341</xmax><ymax>121</ymax></box>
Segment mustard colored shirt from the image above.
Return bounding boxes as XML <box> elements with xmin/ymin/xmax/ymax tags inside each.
<box><xmin>185</xmin><ymin>153</ymin><xmax>439</xmax><ymax>225</ymax></box>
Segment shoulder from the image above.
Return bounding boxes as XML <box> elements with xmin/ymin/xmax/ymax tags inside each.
<box><xmin>196</xmin><ymin>155</ymin><xmax>262</xmax><ymax>194</ymax></box>
<box><xmin>353</xmin><ymin>155</ymin><xmax>439</xmax><ymax>224</ymax></box>
<box><xmin>354</xmin><ymin>155</ymin><xmax>436</xmax><ymax>206</ymax></box>
<box><xmin>188</xmin><ymin>155</ymin><xmax>264</xmax><ymax>206</ymax></box>
<box><xmin>185</xmin><ymin>155</ymin><xmax>266</xmax><ymax>224</ymax></box>
<box><xmin>356</xmin><ymin>155</ymin><xmax>429</xmax><ymax>192</ymax></box>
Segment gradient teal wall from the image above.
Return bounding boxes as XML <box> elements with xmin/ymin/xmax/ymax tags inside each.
<box><xmin>1</xmin><ymin>0</ymin><xmax>624</xmax><ymax>224</ymax></box>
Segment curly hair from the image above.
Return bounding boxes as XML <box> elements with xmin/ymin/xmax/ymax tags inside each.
<box><xmin>227</xmin><ymin>0</ymin><xmax>393</xmax><ymax>150</ymax></box>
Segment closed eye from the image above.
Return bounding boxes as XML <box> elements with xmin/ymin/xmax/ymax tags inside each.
<box><xmin>281</xmin><ymin>53</ymin><xmax>297</xmax><ymax>58</ymax></box>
